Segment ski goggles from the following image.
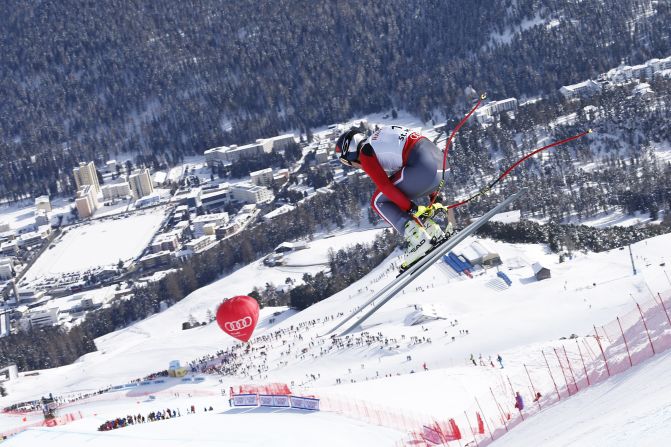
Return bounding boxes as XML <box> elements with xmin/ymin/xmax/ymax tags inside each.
<box><xmin>336</xmin><ymin>130</ymin><xmax>362</xmax><ymax>165</ymax></box>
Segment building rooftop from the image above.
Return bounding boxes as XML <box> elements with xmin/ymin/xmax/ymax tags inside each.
<box><xmin>192</xmin><ymin>212</ymin><xmax>229</xmax><ymax>223</ymax></box>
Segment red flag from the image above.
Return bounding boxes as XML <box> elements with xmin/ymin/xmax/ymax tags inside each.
<box><xmin>448</xmin><ymin>418</ymin><xmax>462</xmax><ymax>441</ymax></box>
<box><xmin>477</xmin><ymin>412</ymin><xmax>485</xmax><ymax>434</ymax></box>
<box><xmin>420</xmin><ymin>425</ymin><xmax>443</xmax><ymax>445</ymax></box>
<box><xmin>436</xmin><ymin>418</ymin><xmax>462</xmax><ymax>441</ymax></box>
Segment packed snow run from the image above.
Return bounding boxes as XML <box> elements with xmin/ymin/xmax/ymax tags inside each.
<box><xmin>2</xmin><ymin>227</ymin><xmax>671</xmax><ymax>446</ymax></box>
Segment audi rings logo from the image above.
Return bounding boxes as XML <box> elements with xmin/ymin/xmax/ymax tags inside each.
<box><xmin>224</xmin><ymin>317</ymin><xmax>253</xmax><ymax>332</ymax></box>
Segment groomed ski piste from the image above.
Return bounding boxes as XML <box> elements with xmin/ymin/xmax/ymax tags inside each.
<box><xmin>2</xmin><ymin>222</ymin><xmax>671</xmax><ymax>446</ymax></box>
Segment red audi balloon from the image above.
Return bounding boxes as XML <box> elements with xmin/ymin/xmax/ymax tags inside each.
<box><xmin>216</xmin><ymin>295</ymin><xmax>259</xmax><ymax>342</ymax></box>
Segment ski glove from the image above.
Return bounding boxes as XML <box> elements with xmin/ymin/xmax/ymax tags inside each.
<box><xmin>408</xmin><ymin>202</ymin><xmax>431</xmax><ymax>218</ymax></box>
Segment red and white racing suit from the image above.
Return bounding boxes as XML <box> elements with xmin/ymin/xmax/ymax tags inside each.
<box><xmin>359</xmin><ymin>125</ymin><xmax>443</xmax><ymax>232</ymax></box>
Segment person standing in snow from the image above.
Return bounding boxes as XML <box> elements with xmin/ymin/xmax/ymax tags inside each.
<box><xmin>335</xmin><ymin>126</ymin><xmax>451</xmax><ymax>268</ymax></box>
<box><xmin>514</xmin><ymin>391</ymin><xmax>524</xmax><ymax>411</ymax></box>
<box><xmin>497</xmin><ymin>354</ymin><xmax>504</xmax><ymax>369</ymax></box>
<box><xmin>470</xmin><ymin>354</ymin><xmax>477</xmax><ymax>366</ymax></box>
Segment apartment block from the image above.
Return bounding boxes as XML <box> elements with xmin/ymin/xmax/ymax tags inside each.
<box><xmin>250</xmin><ymin>168</ymin><xmax>274</xmax><ymax>187</ymax></box>
<box><xmin>26</xmin><ymin>307</ymin><xmax>59</xmax><ymax>328</ymax></box>
<box><xmin>559</xmin><ymin>80</ymin><xmax>602</xmax><ymax>100</ymax></box>
<box><xmin>204</xmin><ymin>133</ymin><xmax>296</xmax><ymax>166</ymax></box>
<box><xmin>192</xmin><ymin>212</ymin><xmax>229</xmax><ymax>237</ymax></box>
<box><xmin>101</xmin><ymin>182</ymin><xmax>131</xmax><ymax>201</ymax></box>
<box><xmin>73</xmin><ymin>161</ymin><xmax>100</xmax><ymax>194</ymax></box>
<box><xmin>75</xmin><ymin>184</ymin><xmax>98</xmax><ymax>218</ymax></box>
<box><xmin>231</xmin><ymin>184</ymin><xmax>274</xmax><ymax>204</ymax></box>
<box><xmin>150</xmin><ymin>232</ymin><xmax>181</xmax><ymax>253</ymax></box>
<box><xmin>475</xmin><ymin>98</ymin><xmax>518</xmax><ymax>123</ymax></box>
<box><xmin>128</xmin><ymin>168</ymin><xmax>154</xmax><ymax>200</ymax></box>
<box><xmin>185</xmin><ymin>235</ymin><xmax>216</xmax><ymax>254</ymax></box>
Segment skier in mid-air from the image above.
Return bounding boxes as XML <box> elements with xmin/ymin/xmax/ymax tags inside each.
<box><xmin>335</xmin><ymin>125</ymin><xmax>451</xmax><ymax>268</ymax></box>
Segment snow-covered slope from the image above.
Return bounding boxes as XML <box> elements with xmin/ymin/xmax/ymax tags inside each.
<box><xmin>2</xmin><ymin>227</ymin><xmax>671</xmax><ymax>446</ymax></box>
<box><xmin>491</xmin><ymin>349</ymin><xmax>671</xmax><ymax>447</ymax></box>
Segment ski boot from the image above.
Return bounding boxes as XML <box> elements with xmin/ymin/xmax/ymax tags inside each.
<box><xmin>401</xmin><ymin>218</ymin><xmax>443</xmax><ymax>271</ymax></box>
<box><xmin>425</xmin><ymin>201</ymin><xmax>455</xmax><ymax>239</ymax></box>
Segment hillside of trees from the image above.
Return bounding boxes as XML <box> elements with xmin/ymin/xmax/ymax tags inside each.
<box><xmin>1</xmin><ymin>0</ymin><xmax>670</xmax><ymax>200</ymax></box>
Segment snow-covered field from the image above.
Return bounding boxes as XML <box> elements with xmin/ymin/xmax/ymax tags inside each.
<box><xmin>22</xmin><ymin>210</ymin><xmax>166</xmax><ymax>282</ymax></box>
<box><xmin>0</xmin><ymin>197</ymin><xmax>75</xmax><ymax>231</ymax></box>
<box><xmin>2</xmin><ymin>222</ymin><xmax>671</xmax><ymax>445</ymax></box>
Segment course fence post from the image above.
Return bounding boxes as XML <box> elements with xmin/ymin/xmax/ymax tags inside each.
<box><xmin>576</xmin><ymin>339</ymin><xmax>590</xmax><ymax>386</ymax></box>
<box><xmin>474</xmin><ymin>397</ymin><xmax>494</xmax><ymax>442</ymax></box>
<box><xmin>593</xmin><ymin>325</ymin><xmax>611</xmax><ymax>377</ymax></box>
<box><xmin>562</xmin><ymin>345</ymin><xmax>579</xmax><ymax>393</ymax></box>
<box><xmin>464</xmin><ymin>411</ymin><xmax>479</xmax><ymax>447</ymax></box>
<box><xmin>636</xmin><ymin>302</ymin><xmax>655</xmax><ymax>355</ymax></box>
<box><xmin>541</xmin><ymin>350</ymin><xmax>561</xmax><ymax>400</ymax></box>
<box><xmin>617</xmin><ymin>317</ymin><xmax>633</xmax><ymax>367</ymax></box>
<box><xmin>658</xmin><ymin>293</ymin><xmax>671</xmax><ymax>327</ymax></box>
<box><xmin>523</xmin><ymin>364</ymin><xmax>540</xmax><ymax>409</ymax></box>
<box><xmin>489</xmin><ymin>387</ymin><xmax>509</xmax><ymax>430</ymax></box>
<box><xmin>553</xmin><ymin>347</ymin><xmax>572</xmax><ymax>397</ymax></box>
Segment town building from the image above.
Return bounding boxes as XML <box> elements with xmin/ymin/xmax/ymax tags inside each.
<box><xmin>18</xmin><ymin>231</ymin><xmax>43</xmax><ymax>249</ymax></box>
<box><xmin>202</xmin><ymin>223</ymin><xmax>217</xmax><ymax>236</ymax></box>
<box><xmin>73</xmin><ymin>161</ymin><xmax>100</xmax><ymax>194</ymax></box>
<box><xmin>274</xmin><ymin>241</ymin><xmax>309</xmax><ymax>254</ymax></box>
<box><xmin>559</xmin><ymin>80</ymin><xmax>602</xmax><ymax>100</ymax></box>
<box><xmin>152</xmin><ymin>171</ymin><xmax>167</xmax><ymax>187</ymax></box>
<box><xmin>185</xmin><ymin>235</ymin><xmax>216</xmax><ymax>254</ymax></box>
<box><xmin>105</xmin><ymin>160</ymin><xmax>117</xmax><ymax>173</ymax></box>
<box><xmin>274</xmin><ymin>169</ymin><xmax>290</xmax><ymax>183</ymax></box>
<box><xmin>204</xmin><ymin>133</ymin><xmax>296</xmax><ymax>166</ymax></box>
<box><xmin>150</xmin><ymin>232</ymin><xmax>181</xmax><ymax>253</ymax></box>
<box><xmin>134</xmin><ymin>193</ymin><xmax>161</xmax><ymax>208</ymax></box>
<box><xmin>0</xmin><ymin>241</ymin><xmax>18</xmax><ymax>257</ymax></box>
<box><xmin>173</xmin><ymin>187</ymin><xmax>202</xmax><ymax>211</ymax></box>
<box><xmin>532</xmin><ymin>262</ymin><xmax>551</xmax><ymax>281</ymax></box>
<box><xmin>35</xmin><ymin>195</ymin><xmax>52</xmax><ymax>212</ymax></box>
<box><xmin>201</xmin><ymin>184</ymin><xmax>232</xmax><ymax>211</ymax></box>
<box><xmin>315</xmin><ymin>149</ymin><xmax>329</xmax><ymax>164</ymax></box>
<box><xmin>215</xmin><ymin>222</ymin><xmax>239</xmax><ymax>240</ymax></box>
<box><xmin>139</xmin><ymin>251</ymin><xmax>172</xmax><ymax>269</ymax></box>
<box><xmin>101</xmin><ymin>182</ymin><xmax>131</xmax><ymax>201</ymax></box>
<box><xmin>0</xmin><ymin>258</ymin><xmax>13</xmax><ymax>281</ymax></box>
<box><xmin>475</xmin><ymin>98</ymin><xmax>518</xmax><ymax>123</ymax></box>
<box><xmin>231</xmin><ymin>184</ymin><xmax>274</xmax><ymax>204</ymax></box>
<box><xmin>128</xmin><ymin>168</ymin><xmax>154</xmax><ymax>200</ymax></box>
<box><xmin>263</xmin><ymin>133</ymin><xmax>297</xmax><ymax>151</ymax></box>
<box><xmin>0</xmin><ymin>222</ymin><xmax>9</xmax><ymax>233</ymax></box>
<box><xmin>0</xmin><ymin>312</ymin><xmax>10</xmax><ymax>339</ymax></box>
<box><xmin>25</xmin><ymin>307</ymin><xmax>59</xmax><ymax>328</ymax></box>
<box><xmin>288</xmin><ymin>184</ymin><xmax>315</xmax><ymax>197</ymax></box>
<box><xmin>16</xmin><ymin>289</ymin><xmax>45</xmax><ymax>304</ymax></box>
<box><xmin>204</xmin><ymin>146</ymin><xmax>232</xmax><ymax>167</ymax></box>
<box><xmin>75</xmin><ymin>184</ymin><xmax>98</xmax><ymax>218</ymax></box>
<box><xmin>250</xmin><ymin>168</ymin><xmax>274</xmax><ymax>187</ymax></box>
<box><xmin>193</xmin><ymin>213</ymin><xmax>229</xmax><ymax>237</ymax></box>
